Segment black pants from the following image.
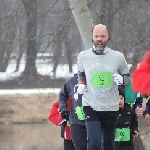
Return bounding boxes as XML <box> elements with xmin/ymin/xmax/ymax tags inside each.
<box><xmin>114</xmin><ymin>142</ymin><xmax>134</xmax><ymax>150</ymax></box>
<box><xmin>70</xmin><ymin>124</ymin><xmax>87</xmax><ymax>150</ymax></box>
<box><xmin>64</xmin><ymin>139</ymin><xmax>75</xmax><ymax>150</ymax></box>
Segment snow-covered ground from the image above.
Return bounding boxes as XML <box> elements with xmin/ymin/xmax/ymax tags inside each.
<box><xmin>0</xmin><ymin>88</ymin><xmax>61</xmax><ymax>95</ymax></box>
<box><xmin>0</xmin><ymin>59</ymin><xmax>77</xmax><ymax>94</ymax></box>
<box><xmin>3</xmin><ymin>59</ymin><xmax>77</xmax><ymax>81</ymax></box>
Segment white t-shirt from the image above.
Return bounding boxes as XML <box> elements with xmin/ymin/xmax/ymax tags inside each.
<box><xmin>77</xmin><ymin>47</ymin><xmax>129</xmax><ymax>111</ymax></box>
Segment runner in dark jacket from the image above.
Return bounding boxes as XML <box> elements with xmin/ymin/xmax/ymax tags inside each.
<box><xmin>114</xmin><ymin>88</ymin><xmax>139</xmax><ymax>150</ymax></box>
<box><xmin>59</xmin><ymin>74</ymin><xmax>87</xmax><ymax>150</ymax></box>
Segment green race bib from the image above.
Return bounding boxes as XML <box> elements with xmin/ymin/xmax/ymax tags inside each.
<box><xmin>114</xmin><ymin>128</ymin><xmax>130</xmax><ymax>142</ymax></box>
<box><xmin>92</xmin><ymin>72</ymin><xmax>113</xmax><ymax>88</ymax></box>
<box><xmin>75</xmin><ymin>106</ymin><xmax>85</xmax><ymax>120</ymax></box>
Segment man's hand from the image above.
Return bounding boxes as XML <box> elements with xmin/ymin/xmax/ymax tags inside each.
<box><xmin>113</xmin><ymin>73</ymin><xmax>123</xmax><ymax>85</ymax></box>
<box><xmin>77</xmin><ymin>84</ymin><xmax>86</xmax><ymax>94</ymax></box>
<box><xmin>135</xmin><ymin>106</ymin><xmax>143</xmax><ymax>117</ymax></box>
<box><xmin>61</xmin><ymin>111</ymin><xmax>69</xmax><ymax>121</ymax></box>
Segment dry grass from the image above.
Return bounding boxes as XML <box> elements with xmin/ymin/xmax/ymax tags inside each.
<box><xmin>0</xmin><ymin>93</ymin><xmax>58</xmax><ymax>123</ymax></box>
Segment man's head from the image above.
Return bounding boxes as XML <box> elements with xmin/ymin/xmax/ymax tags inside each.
<box><xmin>92</xmin><ymin>24</ymin><xmax>109</xmax><ymax>51</ymax></box>
<box><xmin>118</xmin><ymin>88</ymin><xmax>125</xmax><ymax>108</ymax></box>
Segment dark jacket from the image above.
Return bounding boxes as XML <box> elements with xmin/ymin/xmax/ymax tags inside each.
<box><xmin>133</xmin><ymin>95</ymin><xmax>143</xmax><ymax>110</ymax></box>
<box><xmin>114</xmin><ymin>104</ymin><xmax>138</xmax><ymax>150</ymax></box>
<box><xmin>59</xmin><ymin>74</ymin><xmax>85</xmax><ymax>126</ymax></box>
<box><xmin>143</xmin><ymin>97</ymin><xmax>150</xmax><ymax>117</ymax></box>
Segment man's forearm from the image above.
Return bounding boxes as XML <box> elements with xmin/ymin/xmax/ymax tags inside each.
<box><xmin>122</xmin><ymin>73</ymin><xmax>130</xmax><ymax>84</ymax></box>
<box><xmin>77</xmin><ymin>71</ymin><xmax>86</xmax><ymax>84</ymax></box>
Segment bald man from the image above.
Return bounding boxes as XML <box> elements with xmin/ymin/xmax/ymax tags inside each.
<box><xmin>77</xmin><ymin>24</ymin><xmax>130</xmax><ymax>150</ymax></box>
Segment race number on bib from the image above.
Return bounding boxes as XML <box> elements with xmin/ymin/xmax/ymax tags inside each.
<box><xmin>114</xmin><ymin>128</ymin><xmax>130</xmax><ymax>142</ymax></box>
<box><xmin>92</xmin><ymin>72</ymin><xmax>113</xmax><ymax>88</ymax></box>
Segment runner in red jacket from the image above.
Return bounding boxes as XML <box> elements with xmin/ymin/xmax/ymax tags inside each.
<box><xmin>48</xmin><ymin>97</ymin><xmax>75</xmax><ymax>150</ymax></box>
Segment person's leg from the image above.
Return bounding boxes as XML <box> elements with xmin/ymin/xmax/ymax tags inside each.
<box><xmin>103</xmin><ymin>129</ymin><xmax>115</xmax><ymax>150</ymax></box>
<box><xmin>70</xmin><ymin>124</ymin><xmax>87</xmax><ymax>150</ymax></box>
<box><xmin>86</xmin><ymin>121</ymin><xmax>102</xmax><ymax>150</ymax></box>
<box><xmin>101</xmin><ymin>111</ymin><xmax>118</xmax><ymax>150</ymax></box>
<box><xmin>100</xmin><ymin>128</ymin><xmax>104</xmax><ymax>150</ymax></box>
<box><xmin>64</xmin><ymin>139</ymin><xmax>75</xmax><ymax>150</ymax></box>
<box><xmin>83</xmin><ymin>106</ymin><xmax>103</xmax><ymax>150</ymax></box>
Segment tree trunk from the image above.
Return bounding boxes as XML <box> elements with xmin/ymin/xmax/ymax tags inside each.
<box><xmin>22</xmin><ymin>0</ymin><xmax>38</xmax><ymax>78</ymax></box>
<box><xmin>65</xmin><ymin>37</ymin><xmax>73</xmax><ymax>73</ymax></box>
<box><xmin>67</xmin><ymin>0</ymin><xmax>95</xmax><ymax>50</ymax></box>
<box><xmin>0</xmin><ymin>0</ymin><xmax>17</xmax><ymax>72</ymax></box>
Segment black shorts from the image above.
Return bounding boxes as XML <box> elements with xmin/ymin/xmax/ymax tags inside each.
<box><xmin>83</xmin><ymin>106</ymin><xmax>119</xmax><ymax>130</ymax></box>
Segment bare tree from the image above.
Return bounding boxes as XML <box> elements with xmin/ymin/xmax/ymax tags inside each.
<box><xmin>21</xmin><ymin>0</ymin><xmax>38</xmax><ymax>79</ymax></box>
<box><xmin>0</xmin><ymin>0</ymin><xmax>17</xmax><ymax>72</ymax></box>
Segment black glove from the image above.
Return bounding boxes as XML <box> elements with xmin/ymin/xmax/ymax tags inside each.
<box><xmin>61</xmin><ymin>111</ymin><xmax>69</xmax><ymax>121</ymax></box>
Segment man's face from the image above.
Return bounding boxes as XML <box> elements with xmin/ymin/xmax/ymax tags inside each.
<box><xmin>119</xmin><ymin>95</ymin><xmax>125</xmax><ymax>108</ymax></box>
<box><xmin>92</xmin><ymin>26</ymin><xmax>109</xmax><ymax>50</ymax></box>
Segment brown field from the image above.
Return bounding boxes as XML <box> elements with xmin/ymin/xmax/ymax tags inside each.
<box><xmin>0</xmin><ymin>93</ymin><xmax>63</xmax><ymax>150</ymax></box>
<box><xmin>0</xmin><ymin>94</ymin><xmax>150</xmax><ymax>149</ymax></box>
<box><xmin>0</xmin><ymin>93</ymin><xmax>58</xmax><ymax>123</ymax></box>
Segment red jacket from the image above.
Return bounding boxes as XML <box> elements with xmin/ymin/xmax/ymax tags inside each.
<box><xmin>48</xmin><ymin>97</ymin><xmax>72</xmax><ymax>140</ymax></box>
<box><xmin>48</xmin><ymin>101</ymin><xmax>63</xmax><ymax>126</ymax></box>
<box><xmin>132</xmin><ymin>50</ymin><xmax>150</xmax><ymax>94</ymax></box>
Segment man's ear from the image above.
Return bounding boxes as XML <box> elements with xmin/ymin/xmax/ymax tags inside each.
<box><xmin>91</xmin><ymin>38</ymin><xmax>93</xmax><ymax>43</ymax></box>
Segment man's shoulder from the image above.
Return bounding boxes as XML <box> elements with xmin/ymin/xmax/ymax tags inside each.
<box><xmin>109</xmin><ymin>48</ymin><xmax>124</xmax><ymax>56</ymax></box>
<box><xmin>108</xmin><ymin>49</ymin><xmax>126</xmax><ymax>62</ymax></box>
<box><xmin>78</xmin><ymin>48</ymin><xmax>93</xmax><ymax>56</ymax></box>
